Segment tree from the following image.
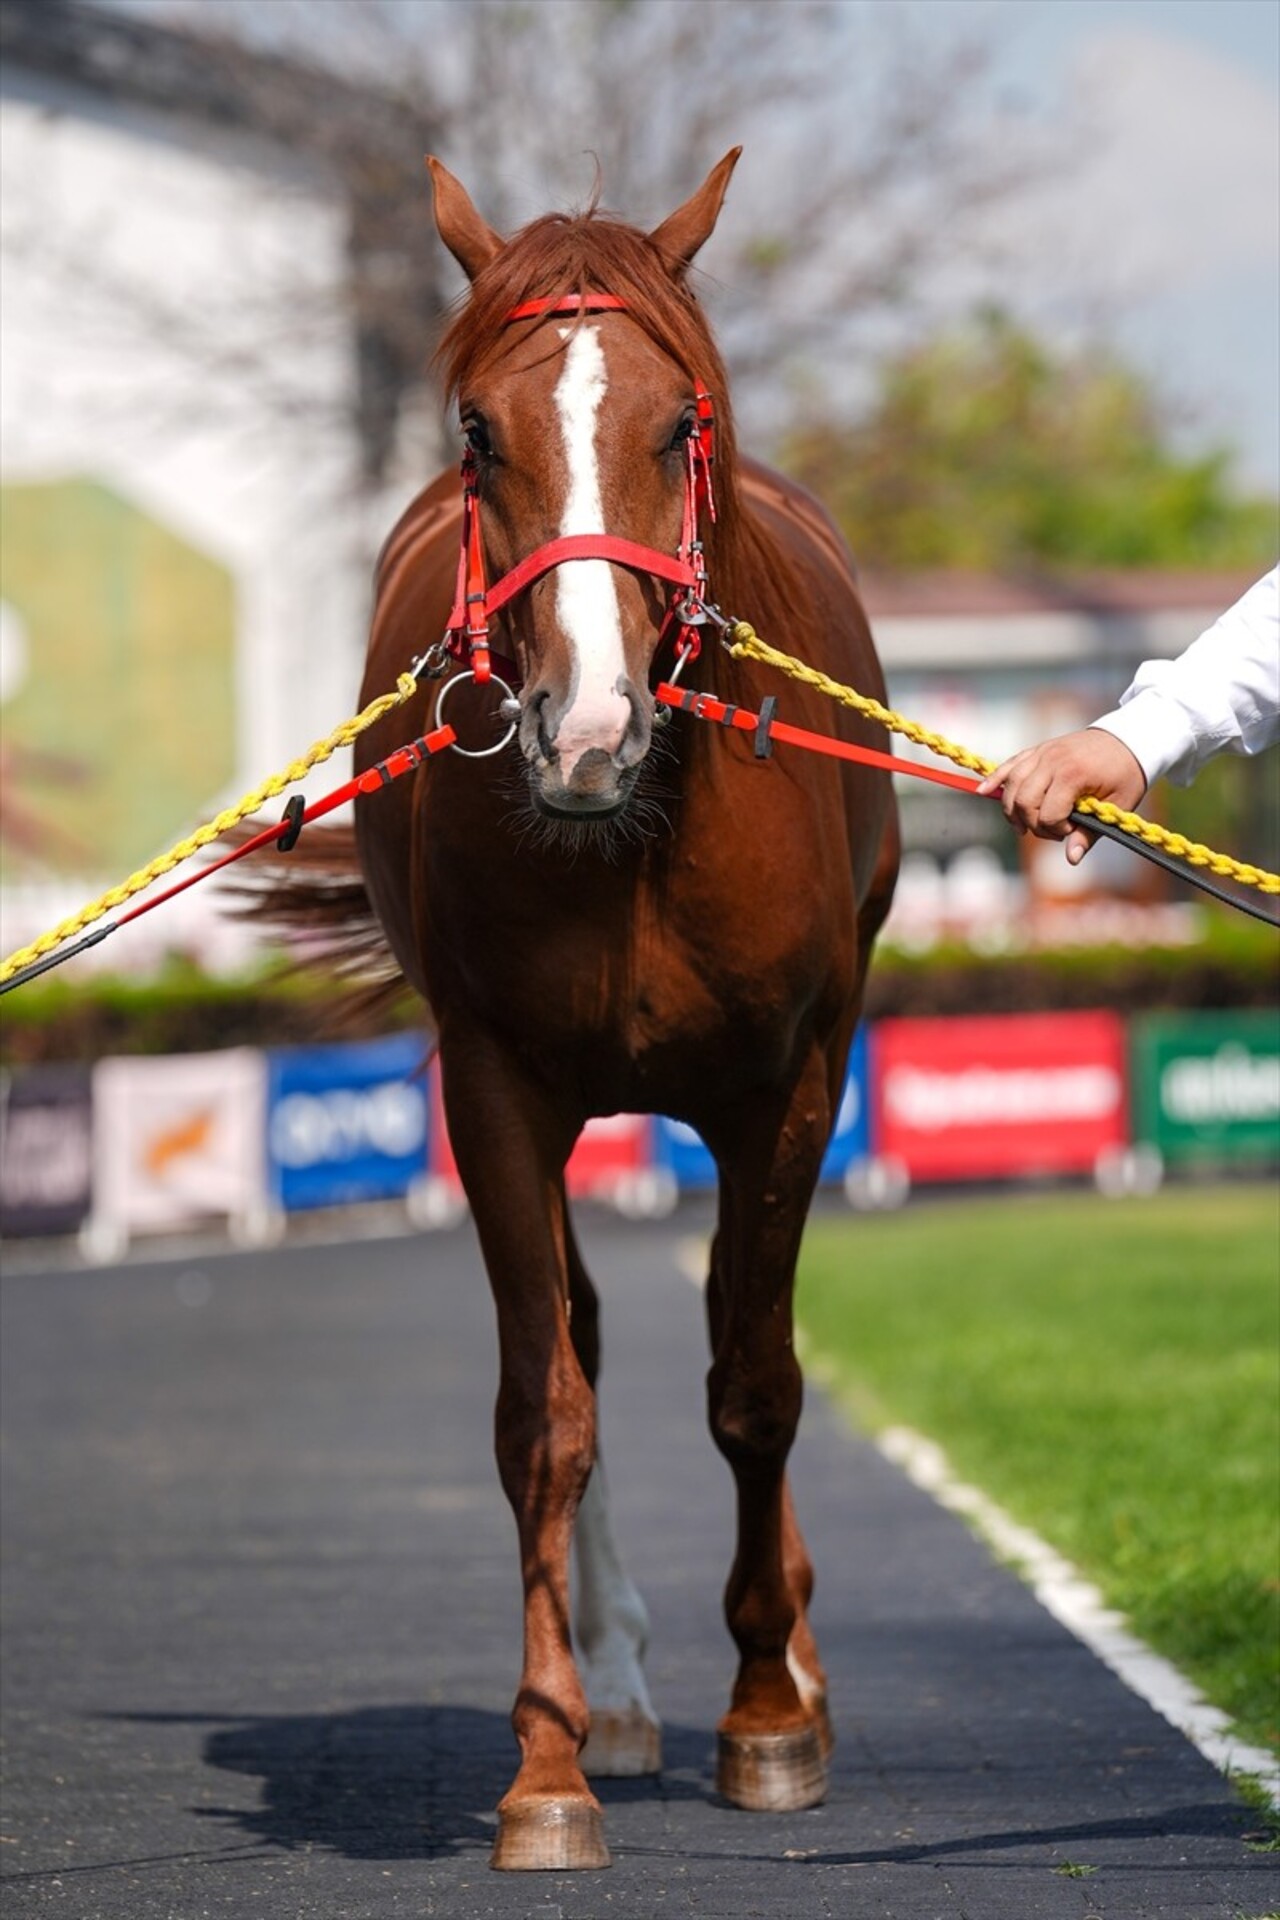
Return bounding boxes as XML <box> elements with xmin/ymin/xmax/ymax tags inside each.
<box><xmin>781</xmin><ymin>307</ymin><xmax>1278</xmax><ymax>572</ymax></box>
<box><xmin>6</xmin><ymin>0</ymin><xmax>1052</xmax><ymax>500</ymax></box>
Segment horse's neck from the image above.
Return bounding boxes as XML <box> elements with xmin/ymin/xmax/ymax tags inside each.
<box><xmin>696</xmin><ymin>464</ymin><xmax>811</xmax><ymax>688</ymax></box>
<box><xmin>736</xmin><ymin>459</ymin><xmax>856</xmax><ymax>595</ymax></box>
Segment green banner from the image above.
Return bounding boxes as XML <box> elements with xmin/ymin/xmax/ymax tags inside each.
<box><xmin>1132</xmin><ymin>1011</ymin><xmax>1280</xmax><ymax>1166</ymax></box>
<box><xmin>0</xmin><ymin>478</ymin><xmax>235</xmax><ymax>881</ymax></box>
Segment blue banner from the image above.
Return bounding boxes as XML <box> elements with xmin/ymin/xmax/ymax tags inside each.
<box><xmin>654</xmin><ymin>1027</ymin><xmax>870</xmax><ymax>1191</ymax></box>
<box><xmin>651</xmin><ymin>1112</ymin><xmax>717</xmax><ymax>1190</ymax></box>
<box><xmin>821</xmin><ymin>1025</ymin><xmax>870</xmax><ymax>1179</ymax></box>
<box><xmin>267</xmin><ymin>1034</ymin><xmax>431</xmax><ymax>1211</ymax></box>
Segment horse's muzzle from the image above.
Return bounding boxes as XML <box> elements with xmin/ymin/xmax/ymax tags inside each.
<box><xmin>519</xmin><ymin>681</ymin><xmax>651</xmax><ymax>817</ymax></box>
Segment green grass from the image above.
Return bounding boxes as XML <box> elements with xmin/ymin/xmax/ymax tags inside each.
<box><xmin>796</xmin><ymin>1185</ymin><xmax>1280</xmax><ymax>1755</ymax></box>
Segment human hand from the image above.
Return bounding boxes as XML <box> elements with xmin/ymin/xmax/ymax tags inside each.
<box><xmin>976</xmin><ymin>729</ymin><xmax>1147</xmax><ymax>865</ymax></box>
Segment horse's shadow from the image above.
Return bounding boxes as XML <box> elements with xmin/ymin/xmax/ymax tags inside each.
<box><xmin>111</xmin><ymin>1704</ymin><xmax>713</xmax><ymax>1861</ymax></box>
<box><xmin>99</xmin><ymin>1706</ymin><xmax>1263</xmax><ymax>1879</ymax></box>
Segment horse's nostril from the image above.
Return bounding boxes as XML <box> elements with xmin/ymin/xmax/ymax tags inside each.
<box><xmin>519</xmin><ymin>688</ymin><xmax>558</xmax><ymax>766</ymax></box>
<box><xmin>615</xmin><ymin>685</ymin><xmax>652</xmax><ymax>771</ymax></box>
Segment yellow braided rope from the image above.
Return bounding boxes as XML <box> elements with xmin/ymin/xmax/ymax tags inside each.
<box><xmin>728</xmin><ymin>623</ymin><xmax>1280</xmax><ymax>898</ymax></box>
<box><xmin>0</xmin><ymin>673</ymin><xmax>421</xmax><ymax>985</ymax></box>
<box><xmin>6</xmin><ymin>620</ymin><xmax>1275</xmax><ymax>989</ymax></box>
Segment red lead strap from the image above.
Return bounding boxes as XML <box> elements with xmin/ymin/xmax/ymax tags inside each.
<box><xmin>655</xmin><ymin>683</ymin><xmax>982</xmax><ymax>793</ymax></box>
<box><xmin>0</xmin><ymin>723</ymin><xmax>458</xmax><ymax>995</ymax></box>
<box><xmin>658</xmin><ymin>682</ymin><xmax>1280</xmax><ymax>926</ymax></box>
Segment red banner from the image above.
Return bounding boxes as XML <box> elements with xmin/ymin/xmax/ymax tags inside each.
<box><xmin>874</xmin><ymin>1012</ymin><xmax>1128</xmax><ymax>1182</ymax></box>
<box><xmin>563</xmin><ymin>1112</ymin><xmax>652</xmax><ymax>1199</ymax></box>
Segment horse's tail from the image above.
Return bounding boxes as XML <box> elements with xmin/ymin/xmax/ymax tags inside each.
<box><xmin>228</xmin><ymin>824</ymin><xmax>413</xmax><ymax>1026</ymax></box>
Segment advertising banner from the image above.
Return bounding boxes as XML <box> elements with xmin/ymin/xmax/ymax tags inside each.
<box><xmin>821</xmin><ymin>1027</ymin><xmax>871</xmax><ymax>1182</ymax></box>
<box><xmin>0</xmin><ymin>1064</ymin><xmax>93</xmax><ymax>1238</ymax></box>
<box><xmin>1131</xmin><ymin>1011</ymin><xmax>1280</xmax><ymax>1166</ymax></box>
<box><xmin>267</xmin><ymin>1034</ymin><xmax>432</xmax><ymax>1210</ymax></box>
<box><xmin>651</xmin><ymin>1112</ymin><xmax>717</xmax><ymax>1191</ymax></box>
<box><xmin>566</xmin><ymin>1112</ymin><xmax>654</xmax><ymax>1202</ymax></box>
<box><xmin>427</xmin><ymin>1066</ymin><xmax>461</xmax><ymax>1191</ymax></box>
<box><xmin>654</xmin><ymin>1028</ymin><xmax>870</xmax><ymax>1192</ymax></box>
<box><xmin>874</xmin><ymin>1011</ymin><xmax>1128</xmax><ymax>1183</ymax></box>
<box><xmin>92</xmin><ymin>1049</ymin><xmax>267</xmax><ymax>1236</ymax></box>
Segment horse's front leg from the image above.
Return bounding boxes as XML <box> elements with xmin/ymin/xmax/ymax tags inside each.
<box><xmin>439</xmin><ymin>1028</ymin><xmax>609</xmax><ymax>1872</ymax></box>
<box><xmin>706</xmin><ymin>1266</ymin><xmax>833</xmax><ymax>1768</ymax></box>
<box><xmin>564</xmin><ymin>1220</ymin><xmax>663</xmax><ymax>1777</ymax></box>
<box><xmin>702</xmin><ymin>1046</ymin><xmax>834</xmax><ymax>1812</ymax></box>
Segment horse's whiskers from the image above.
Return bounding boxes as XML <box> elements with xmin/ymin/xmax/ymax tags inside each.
<box><xmin>493</xmin><ymin>729</ymin><xmax>676</xmax><ymax>864</ymax></box>
<box><xmin>507</xmin><ymin>792</ymin><xmax>666</xmax><ymax>865</ymax></box>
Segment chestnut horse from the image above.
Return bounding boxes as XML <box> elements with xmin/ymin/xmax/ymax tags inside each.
<box><xmin>349</xmin><ymin>152</ymin><xmax>899</xmax><ymax>1870</ymax></box>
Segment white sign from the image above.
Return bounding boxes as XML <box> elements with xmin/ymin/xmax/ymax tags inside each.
<box><xmin>92</xmin><ymin>1049</ymin><xmax>267</xmax><ymax>1235</ymax></box>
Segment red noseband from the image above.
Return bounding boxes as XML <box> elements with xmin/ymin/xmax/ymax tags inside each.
<box><xmin>440</xmin><ymin>293</ymin><xmax>717</xmax><ymax>684</ymax></box>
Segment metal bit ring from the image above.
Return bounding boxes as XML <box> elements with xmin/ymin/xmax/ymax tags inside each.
<box><xmin>434</xmin><ymin>669</ymin><xmax>520</xmax><ymax>759</ymax></box>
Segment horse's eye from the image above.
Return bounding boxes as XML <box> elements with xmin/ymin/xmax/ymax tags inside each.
<box><xmin>462</xmin><ymin>416</ymin><xmax>493</xmax><ymax>459</ymax></box>
<box><xmin>667</xmin><ymin>413</ymin><xmax>697</xmax><ymax>454</ymax></box>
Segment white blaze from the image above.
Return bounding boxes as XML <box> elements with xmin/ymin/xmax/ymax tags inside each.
<box><xmin>552</xmin><ymin>325</ymin><xmax>629</xmax><ymax>774</ymax></box>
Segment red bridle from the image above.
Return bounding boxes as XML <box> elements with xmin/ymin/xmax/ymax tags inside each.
<box><xmin>440</xmin><ymin>293</ymin><xmax>717</xmax><ymax>685</ymax></box>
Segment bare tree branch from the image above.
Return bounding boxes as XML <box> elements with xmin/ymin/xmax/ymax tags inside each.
<box><xmin>9</xmin><ymin>0</ymin><xmax>1064</xmax><ymax>519</ymax></box>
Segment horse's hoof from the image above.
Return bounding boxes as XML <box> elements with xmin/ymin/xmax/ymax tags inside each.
<box><xmin>490</xmin><ymin>1795</ymin><xmax>612</xmax><ymax>1872</ymax></box>
<box><xmin>581</xmin><ymin>1706</ymin><xmax>663</xmax><ymax>1777</ymax></box>
<box><xmin>716</xmin><ymin>1725</ymin><xmax>827</xmax><ymax>1811</ymax></box>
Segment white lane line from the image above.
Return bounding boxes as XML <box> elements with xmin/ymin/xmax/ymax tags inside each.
<box><xmin>876</xmin><ymin>1422</ymin><xmax>1278</xmax><ymax>1805</ymax></box>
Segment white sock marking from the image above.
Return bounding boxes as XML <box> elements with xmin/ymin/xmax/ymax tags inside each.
<box><xmin>552</xmin><ymin>326</ymin><xmax>629</xmax><ymax>775</ymax></box>
<box><xmin>574</xmin><ymin>1460</ymin><xmax>657</xmax><ymax>1722</ymax></box>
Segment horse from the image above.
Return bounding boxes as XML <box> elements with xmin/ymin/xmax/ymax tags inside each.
<box><xmin>342</xmin><ymin>150</ymin><xmax>899</xmax><ymax>1871</ymax></box>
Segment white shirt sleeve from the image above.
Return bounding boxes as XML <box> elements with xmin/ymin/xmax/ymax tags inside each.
<box><xmin>1090</xmin><ymin>566</ymin><xmax>1280</xmax><ymax>786</ymax></box>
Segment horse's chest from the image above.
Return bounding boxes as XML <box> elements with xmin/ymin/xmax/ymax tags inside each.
<box><xmin>432</xmin><ymin>853</ymin><xmax>841</xmax><ymax>1113</ymax></box>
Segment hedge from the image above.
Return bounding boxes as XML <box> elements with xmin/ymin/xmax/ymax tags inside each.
<box><xmin>2</xmin><ymin>915</ymin><xmax>1274</xmax><ymax>1069</ymax></box>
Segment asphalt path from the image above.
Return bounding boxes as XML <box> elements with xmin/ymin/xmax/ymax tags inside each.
<box><xmin>1</xmin><ymin>1212</ymin><xmax>1274</xmax><ymax>1919</ymax></box>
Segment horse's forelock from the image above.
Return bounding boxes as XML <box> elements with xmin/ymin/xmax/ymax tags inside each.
<box><xmin>437</xmin><ymin>213</ymin><xmax>730</xmax><ymax>429</ymax></box>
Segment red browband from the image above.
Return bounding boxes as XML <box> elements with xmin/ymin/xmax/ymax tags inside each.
<box><xmin>505</xmin><ymin>292</ymin><xmax>630</xmax><ymax>323</ymax></box>
<box><xmin>442</xmin><ymin>293</ymin><xmax>717</xmax><ymax>684</ymax></box>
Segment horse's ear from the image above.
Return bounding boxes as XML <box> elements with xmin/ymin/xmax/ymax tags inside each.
<box><xmin>426</xmin><ymin>156</ymin><xmax>502</xmax><ymax>282</ymax></box>
<box><xmin>648</xmin><ymin>148</ymin><xmax>742</xmax><ymax>274</ymax></box>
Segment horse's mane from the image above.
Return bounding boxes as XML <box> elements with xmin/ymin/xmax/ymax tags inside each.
<box><xmin>436</xmin><ymin>209</ymin><xmax>800</xmax><ymax>628</ymax></box>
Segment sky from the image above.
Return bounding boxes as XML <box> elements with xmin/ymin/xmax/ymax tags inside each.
<box><xmin>962</xmin><ymin>0</ymin><xmax>1279</xmax><ymax>490</ymax></box>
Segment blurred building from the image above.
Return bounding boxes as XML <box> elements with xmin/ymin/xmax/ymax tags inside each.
<box><xmin>862</xmin><ymin>568</ymin><xmax>1264</xmax><ymax>948</ymax></box>
<box><xmin>0</xmin><ymin>0</ymin><xmax>438</xmax><ymax>970</ymax></box>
